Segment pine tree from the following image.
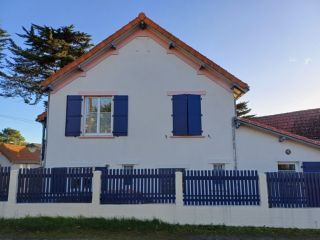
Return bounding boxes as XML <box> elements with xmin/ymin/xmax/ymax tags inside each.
<box><xmin>0</xmin><ymin>24</ymin><xmax>93</xmax><ymax>104</ymax></box>
<box><xmin>0</xmin><ymin>27</ymin><xmax>9</xmax><ymax>70</ymax></box>
<box><xmin>0</xmin><ymin>128</ymin><xmax>26</xmax><ymax>145</ymax></box>
<box><xmin>236</xmin><ymin>101</ymin><xmax>255</xmax><ymax>118</ymax></box>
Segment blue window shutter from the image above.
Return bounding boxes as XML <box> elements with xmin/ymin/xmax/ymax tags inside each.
<box><xmin>302</xmin><ymin>162</ymin><xmax>320</xmax><ymax>172</ymax></box>
<box><xmin>65</xmin><ymin>95</ymin><xmax>82</xmax><ymax>137</ymax></box>
<box><xmin>187</xmin><ymin>95</ymin><xmax>202</xmax><ymax>135</ymax></box>
<box><xmin>172</xmin><ymin>95</ymin><xmax>188</xmax><ymax>135</ymax></box>
<box><xmin>113</xmin><ymin>95</ymin><xmax>128</xmax><ymax>136</ymax></box>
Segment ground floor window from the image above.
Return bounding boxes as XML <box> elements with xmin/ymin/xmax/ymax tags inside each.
<box><xmin>278</xmin><ymin>162</ymin><xmax>297</xmax><ymax>172</ymax></box>
<box><xmin>212</xmin><ymin>163</ymin><xmax>225</xmax><ymax>170</ymax></box>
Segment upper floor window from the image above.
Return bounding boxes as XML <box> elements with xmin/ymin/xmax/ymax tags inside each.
<box><xmin>172</xmin><ymin>94</ymin><xmax>202</xmax><ymax>136</ymax></box>
<box><xmin>84</xmin><ymin>97</ymin><xmax>112</xmax><ymax>135</ymax></box>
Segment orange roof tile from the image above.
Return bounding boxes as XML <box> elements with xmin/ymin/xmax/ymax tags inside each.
<box><xmin>0</xmin><ymin>143</ymin><xmax>41</xmax><ymax>164</ymax></box>
<box><xmin>36</xmin><ymin>111</ymin><xmax>47</xmax><ymax>122</ymax></box>
<box><xmin>41</xmin><ymin>12</ymin><xmax>249</xmax><ymax>93</ymax></box>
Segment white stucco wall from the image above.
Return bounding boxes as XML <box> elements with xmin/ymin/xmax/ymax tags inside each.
<box><xmin>45</xmin><ymin>36</ymin><xmax>236</xmax><ymax>169</ymax></box>
<box><xmin>236</xmin><ymin>126</ymin><xmax>320</xmax><ymax>172</ymax></box>
<box><xmin>0</xmin><ymin>153</ymin><xmax>11</xmax><ymax>167</ymax></box>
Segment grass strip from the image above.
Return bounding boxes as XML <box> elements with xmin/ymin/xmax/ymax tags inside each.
<box><xmin>0</xmin><ymin>217</ymin><xmax>319</xmax><ymax>238</ymax></box>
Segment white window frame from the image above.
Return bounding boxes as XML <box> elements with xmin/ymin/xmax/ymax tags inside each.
<box><xmin>277</xmin><ymin>162</ymin><xmax>298</xmax><ymax>172</ymax></box>
<box><xmin>82</xmin><ymin>96</ymin><xmax>114</xmax><ymax>136</ymax></box>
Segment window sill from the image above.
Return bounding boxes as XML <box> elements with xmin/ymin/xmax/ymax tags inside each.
<box><xmin>79</xmin><ymin>136</ymin><xmax>115</xmax><ymax>139</ymax></box>
<box><xmin>170</xmin><ymin>135</ymin><xmax>205</xmax><ymax>139</ymax></box>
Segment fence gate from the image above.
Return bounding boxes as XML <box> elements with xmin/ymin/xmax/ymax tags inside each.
<box><xmin>0</xmin><ymin>167</ymin><xmax>10</xmax><ymax>201</ymax></box>
<box><xmin>17</xmin><ymin>167</ymin><xmax>93</xmax><ymax>203</ymax></box>
<box><xmin>266</xmin><ymin>172</ymin><xmax>320</xmax><ymax>208</ymax></box>
<box><xmin>183</xmin><ymin>170</ymin><xmax>260</xmax><ymax>206</ymax></box>
<box><xmin>100</xmin><ymin>168</ymin><xmax>176</xmax><ymax>204</ymax></box>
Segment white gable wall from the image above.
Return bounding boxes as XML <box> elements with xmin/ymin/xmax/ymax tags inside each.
<box><xmin>45</xmin><ymin>36</ymin><xmax>236</xmax><ymax>169</ymax></box>
<box><xmin>236</xmin><ymin>126</ymin><xmax>320</xmax><ymax>172</ymax></box>
<box><xmin>0</xmin><ymin>153</ymin><xmax>11</xmax><ymax>167</ymax></box>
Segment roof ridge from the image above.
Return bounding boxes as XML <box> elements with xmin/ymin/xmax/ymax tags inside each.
<box><xmin>255</xmin><ymin>108</ymin><xmax>320</xmax><ymax>119</ymax></box>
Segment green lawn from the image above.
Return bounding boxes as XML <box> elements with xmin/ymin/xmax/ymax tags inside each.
<box><xmin>0</xmin><ymin>217</ymin><xmax>319</xmax><ymax>240</ymax></box>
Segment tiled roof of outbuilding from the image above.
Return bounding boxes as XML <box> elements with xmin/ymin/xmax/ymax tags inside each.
<box><xmin>253</xmin><ymin>108</ymin><xmax>320</xmax><ymax>141</ymax></box>
<box><xmin>0</xmin><ymin>143</ymin><xmax>40</xmax><ymax>164</ymax></box>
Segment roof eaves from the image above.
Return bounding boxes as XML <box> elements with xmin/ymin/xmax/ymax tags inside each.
<box><xmin>40</xmin><ymin>12</ymin><xmax>249</xmax><ymax>94</ymax></box>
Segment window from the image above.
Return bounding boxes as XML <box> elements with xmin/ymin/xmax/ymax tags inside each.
<box><xmin>212</xmin><ymin>163</ymin><xmax>225</xmax><ymax>171</ymax></box>
<box><xmin>172</xmin><ymin>94</ymin><xmax>202</xmax><ymax>136</ymax></box>
<box><xmin>278</xmin><ymin>163</ymin><xmax>296</xmax><ymax>172</ymax></box>
<box><xmin>84</xmin><ymin>97</ymin><xmax>112</xmax><ymax>135</ymax></box>
<box><xmin>123</xmin><ymin>164</ymin><xmax>134</xmax><ymax>170</ymax></box>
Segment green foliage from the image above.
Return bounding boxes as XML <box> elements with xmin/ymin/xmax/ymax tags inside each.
<box><xmin>236</xmin><ymin>101</ymin><xmax>255</xmax><ymax>118</ymax></box>
<box><xmin>0</xmin><ymin>24</ymin><xmax>93</xmax><ymax>104</ymax></box>
<box><xmin>0</xmin><ymin>127</ymin><xmax>26</xmax><ymax>145</ymax></box>
<box><xmin>0</xmin><ymin>27</ymin><xmax>9</xmax><ymax>70</ymax></box>
<box><xmin>0</xmin><ymin>217</ymin><xmax>319</xmax><ymax>239</ymax></box>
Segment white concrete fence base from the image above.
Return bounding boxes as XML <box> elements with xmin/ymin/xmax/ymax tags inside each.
<box><xmin>0</xmin><ymin>170</ymin><xmax>319</xmax><ymax>229</ymax></box>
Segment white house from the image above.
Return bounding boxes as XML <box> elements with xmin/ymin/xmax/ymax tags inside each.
<box><xmin>0</xmin><ymin>143</ymin><xmax>40</xmax><ymax>169</ymax></box>
<box><xmin>39</xmin><ymin>13</ymin><xmax>320</xmax><ymax>172</ymax></box>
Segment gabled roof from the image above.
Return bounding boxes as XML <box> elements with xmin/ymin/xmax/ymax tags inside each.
<box><xmin>253</xmin><ymin>108</ymin><xmax>320</xmax><ymax>140</ymax></box>
<box><xmin>238</xmin><ymin>117</ymin><xmax>320</xmax><ymax>149</ymax></box>
<box><xmin>41</xmin><ymin>12</ymin><xmax>249</xmax><ymax>96</ymax></box>
<box><xmin>0</xmin><ymin>143</ymin><xmax>41</xmax><ymax>164</ymax></box>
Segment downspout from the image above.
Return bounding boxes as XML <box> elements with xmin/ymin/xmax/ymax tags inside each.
<box><xmin>42</xmin><ymin>86</ymin><xmax>52</xmax><ymax>168</ymax></box>
<box><xmin>232</xmin><ymin>98</ymin><xmax>238</xmax><ymax>170</ymax></box>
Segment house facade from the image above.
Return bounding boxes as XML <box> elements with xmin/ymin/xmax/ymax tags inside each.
<box><xmin>40</xmin><ymin>13</ymin><xmax>320</xmax><ymax>172</ymax></box>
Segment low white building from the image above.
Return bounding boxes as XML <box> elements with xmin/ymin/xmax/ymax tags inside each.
<box><xmin>0</xmin><ymin>143</ymin><xmax>40</xmax><ymax>169</ymax></box>
<box><xmin>38</xmin><ymin>13</ymin><xmax>320</xmax><ymax>172</ymax></box>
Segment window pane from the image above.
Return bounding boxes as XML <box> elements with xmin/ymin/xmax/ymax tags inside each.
<box><xmin>100</xmin><ymin>112</ymin><xmax>111</xmax><ymax>133</ymax></box>
<box><xmin>278</xmin><ymin>164</ymin><xmax>296</xmax><ymax>171</ymax></box>
<box><xmin>85</xmin><ymin>113</ymin><xmax>97</xmax><ymax>133</ymax></box>
<box><xmin>100</xmin><ymin>98</ymin><xmax>112</xmax><ymax>112</ymax></box>
<box><xmin>85</xmin><ymin>97</ymin><xmax>98</xmax><ymax>113</ymax></box>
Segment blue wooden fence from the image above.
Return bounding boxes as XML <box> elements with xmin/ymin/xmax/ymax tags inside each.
<box><xmin>100</xmin><ymin>168</ymin><xmax>176</xmax><ymax>204</ymax></box>
<box><xmin>266</xmin><ymin>172</ymin><xmax>320</xmax><ymax>208</ymax></box>
<box><xmin>183</xmin><ymin>170</ymin><xmax>260</xmax><ymax>205</ymax></box>
<box><xmin>17</xmin><ymin>167</ymin><xmax>93</xmax><ymax>203</ymax></box>
<box><xmin>0</xmin><ymin>167</ymin><xmax>10</xmax><ymax>201</ymax></box>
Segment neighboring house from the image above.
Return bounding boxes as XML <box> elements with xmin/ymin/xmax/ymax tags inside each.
<box><xmin>236</xmin><ymin>117</ymin><xmax>320</xmax><ymax>172</ymax></box>
<box><xmin>0</xmin><ymin>143</ymin><xmax>41</xmax><ymax>169</ymax></box>
<box><xmin>38</xmin><ymin>13</ymin><xmax>320</xmax><ymax>172</ymax></box>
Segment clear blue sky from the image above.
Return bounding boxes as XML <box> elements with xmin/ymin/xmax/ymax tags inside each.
<box><xmin>1</xmin><ymin>0</ymin><xmax>319</xmax><ymax>143</ymax></box>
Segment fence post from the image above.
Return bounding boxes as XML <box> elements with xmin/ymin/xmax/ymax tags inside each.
<box><xmin>7</xmin><ymin>169</ymin><xmax>18</xmax><ymax>204</ymax></box>
<box><xmin>92</xmin><ymin>170</ymin><xmax>101</xmax><ymax>205</ymax></box>
<box><xmin>175</xmin><ymin>170</ymin><xmax>183</xmax><ymax>206</ymax></box>
<box><xmin>259</xmin><ymin>173</ymin><xmax>269</xmax><ymax>208</ymax></box>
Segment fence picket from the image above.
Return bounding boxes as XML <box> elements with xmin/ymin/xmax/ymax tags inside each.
<box><xmin>183</xmin><ymin>170</ymin><xmax>260</xmax><ymax>206</ymax></box>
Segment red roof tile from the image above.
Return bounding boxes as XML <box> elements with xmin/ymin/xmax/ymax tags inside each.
<box><xmin>238</xmin><ymin>117</ymin><xmax>320</xmax><ymax>148</ymax></box>
<box><xmin>0</xmin><ymin>143</ymin><xmax>41</xmax><ymax>164</ymax></box>
<box><xmin>253</xmin><ymin>108</ymin><xmax>320</xmax><ymax>141</ymax></box>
